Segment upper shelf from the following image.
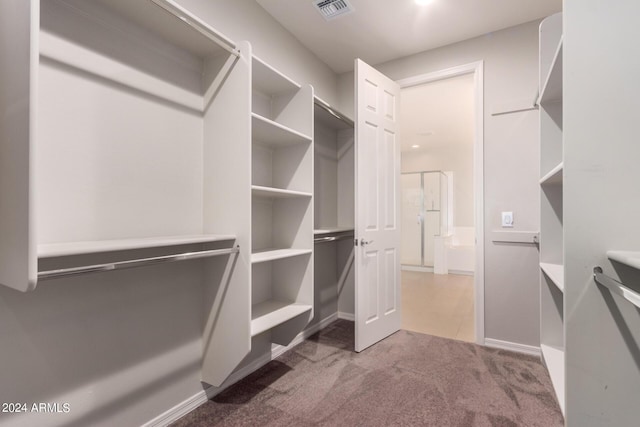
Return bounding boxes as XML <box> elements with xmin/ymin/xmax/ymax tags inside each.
<box><xmin>252</xmin><ymin>113</ymin><xmax>312</xmax><ymax>147</ymax></box>
<box><xmin>539</xmin><ymin>38</ymin><xmax>563</xmax><ymax>105</ymax></box>
<box><xmin>38</xmin><ymin>234</ymin><xmax>236</xmax><ymax>258</ymax></box>
<box><xmin>252</xmin><ymin>55</ymin><xmax>300</xmax><ymax>96</ymax></box>
<box><xmin>48</xmin><ymin>0</ymin><xmax>237</xmax><ymax>60</ymax></box>
<box><xmin>540</xmin><ymin>262</ymin><xmax>564</xmax><ymax>293</ymax></box>
<box><xmin>607</xmin><ymin>251</ymin><xmax>640</xmax><ymax>270</ymax></box>
<box><xmin>540</xmin><ymin>162</ymin><xmax>563</xmax><ymax>185</ymax></box>
<box><xmin>252</xmin><ymin>186</ymin><xmax>312</xmax><ymax>199</ymax></box>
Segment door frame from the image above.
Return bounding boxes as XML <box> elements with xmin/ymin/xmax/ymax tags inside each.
<box><xmin>396</xmin><ymin>61</ymin><xmax>485</xmax><ymax>345</ymax></box>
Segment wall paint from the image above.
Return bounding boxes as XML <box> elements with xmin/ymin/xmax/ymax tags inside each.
<box><xmin>177</xmin><ymin>0</ymin><xmax>339</xmax><ymax>107</ymax></box>
<box><xmin>339</xmin><ymin>21</ymin><xmax>542</xmax><ymax>347</ymax></box>
<box><xmin>565</xmin><ymin>0</ymin><xmax>640</xmax><ymax>423</ymax></box>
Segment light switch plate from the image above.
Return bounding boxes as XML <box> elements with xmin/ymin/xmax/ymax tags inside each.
<box><xmin>502</xmin><ymin>211</ymin><xmax>514</xmax><ymax>228</ymax></box>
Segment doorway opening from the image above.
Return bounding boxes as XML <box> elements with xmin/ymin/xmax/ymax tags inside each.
<box><xmin>397</xmin><ymin>62</ymin><xmax>484</xmax><ymax>344</ymax></box>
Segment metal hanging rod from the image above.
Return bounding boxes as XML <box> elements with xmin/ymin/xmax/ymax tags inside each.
<box><xmin>314</xmin><ymin>234</ymin><xmax>354</xmax><ymax>244</ymax></box>
<box><xmin>39</xmin><ymin>246</ymin><xmax>240</xmax><ymax>281</ymax></box>
<box><xmin>314</xmin><ymin>99</ymin><xmax>354</xmax><ymax>127</ymax></box>
<box><xmin>593</xmin><ymin>267</ymin><xmax>640</xmax><ymax>309</ymax></box>
<box><xmin>151</xmin><ymin>0</ymin><xmax>240</xmax><ymax>57</ymax></box>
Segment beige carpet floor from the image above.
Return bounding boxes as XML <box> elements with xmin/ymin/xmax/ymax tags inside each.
<box><xmin>173</xmin><ymin>320</ymin><xmax>563</xmax><ymax>427</ymax></box>
<box><xmin>402</xmin><ymin>271</ymin><xmax>475</xmax><ymax>342</ymax></box>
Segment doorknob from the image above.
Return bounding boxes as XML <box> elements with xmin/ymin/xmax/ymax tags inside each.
<box><xmin>360</xmin><ymin>239</ymin><xmax>374</xmax><ymax>246</ymax></box>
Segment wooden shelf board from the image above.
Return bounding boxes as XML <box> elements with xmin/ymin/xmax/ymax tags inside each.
<box><xmin>540</xmin><ymin>262</ymin><xmax>565</xmax><ymax>292</ymax></box>
<box><xmin>541</xmin><ymin>344</ymin><xmax>565</xmax><ymax>415</ymax></box>
<box><xmin>607</xmin><ymin>251</ymin><xmax>640</xmax><ymax>270</ymax></box>
<box><xmin>251</xmin><ymin>300</ymin><xmax>312</xmax><ymax>336</ymax></box>
<box><xmin>251</xmin><ymin>248</ymin><xmax>312</xmax><ymax>264</ymax></box>
<box><xmin>252</xmin><ymin>113</ymin><xmax>312</xmax><ymax>147</ymax></box>
<box><xmin>252</xmin><ymin>55</ymin><xmax>300</xmax><ymax>96</ymax></box>
<box><xmin>38</xmin><ymin>234</ymin><xmax>235</xmax><ymax>258</ymax></box>
<box><xmin>540</xmin><ymin>162</ymin><xmax>564</xmax><ymax>185</ymax></box>
<box><xmin>314</xmin><ymin>227</ymin><xmax>355</xmax><ymax>235</ymax></box>
<box><xmin>252</xmin><ymin>185</ymin><xmax>312</xmax><ymax>199</ymax></box>
<box><xmin>540</xmin><ymin>38</ymin><xmax>563</xmax><ymax>105</ymax></box>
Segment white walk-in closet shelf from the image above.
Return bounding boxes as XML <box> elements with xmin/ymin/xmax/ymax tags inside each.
<box><xmin>0</xmin><ymin>0</ymin><xmax>245</xmax><ymax>292</ymax></box>
<box><xmin>538</xmin><ymin>12</ymin><xmax>565</xmax><ymax>415</ymax></box>
<box><xmin>249</xmin><ymin>52</ymin><xmax>314</xmax><ymax>344</ymax></box>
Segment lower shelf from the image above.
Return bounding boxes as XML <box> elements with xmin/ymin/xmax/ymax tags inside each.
<box><xmin>541</xmin><ymin>344</ymin><xmax>565</xmax><ymax>415</ymax></box>
<box><xmin>251</xmin><ymin>300</ymin><xmax>312</xmax><ymax>337</ymax></box>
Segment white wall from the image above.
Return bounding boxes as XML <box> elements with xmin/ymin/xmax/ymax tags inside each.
<box><xmin>565</xmin><ymin>0</ymin><xmax>640</xmax><ymax>423</ymax></box>
<box><xmin>177</xmin><ymin>0</ymin><xmax>339</xmax><ymax>106</ymax></box>
<box><xmin>339</xmin><ymin>21</ymin><xmax>541</xmax><ymax>347</ymax></box>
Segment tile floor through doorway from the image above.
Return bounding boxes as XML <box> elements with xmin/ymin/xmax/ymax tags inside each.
<box><xmin>401</xmin><ymin>271</ymin><xmax>475</xmax><ymax>342</ymax></box>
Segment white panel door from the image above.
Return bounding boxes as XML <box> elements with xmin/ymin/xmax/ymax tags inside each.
<box><xmin>354</xmin><ymin>59</ymin><xmax>401</xmax><ymax>352</ymax></box>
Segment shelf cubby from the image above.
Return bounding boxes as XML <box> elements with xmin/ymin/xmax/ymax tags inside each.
<box><xmin>252</xmin><ymin>125</ymin><xmax>312</xmax><ymax>193</ymax></box>
<box><xmin>540</xmin><ymin>162</ymin><xmax>563</xmax><ymax>186</ymax></box>
<box><xmin>541</xmin><ymin>344</ymin><xmax>565</xmax><ymax>414</ymax></box>
<box><xmin>251</xmin><ymin>56</ymin><xmax>311</xmax><ymax>136</ymax></box>
<box><xmin>539</xmin><ymin>39</ymin><xmax>563</xmax><ymax>105</ymax></box>
<box><xmin>540</xmin><ymin>262</ymin><xmax>564</xmax><ymax>293</ymax></box>
<box><xmin>251</xmin><ymin>255</ymin><xmax>313</xmax><ymax>339</ymax></box>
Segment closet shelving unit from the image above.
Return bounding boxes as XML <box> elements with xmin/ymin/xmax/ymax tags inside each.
<box><xmin>313</xmin><ymin>97</ymin><xmax>356</xmax><ymax>323</ymax></box>
<box><xmin>249</xmin><ymin>55</ymin><xmax>314</xmax><ymax>343</ymax></box>
<box><xmin>0</xmin><ymin>0</ymin><xmax>257</xmax><ymax>388</ymax></box>
<box><xmin>0</xmin><ymin>0</ymin><xmax>245</xmax><ymax>291</ymax></box>
<box><xmin>538</xmin><ymin>13</ymin><xmax>565</xmax><ymax>415</ymax></box>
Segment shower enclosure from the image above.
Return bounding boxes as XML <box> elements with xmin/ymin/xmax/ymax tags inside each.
<box><xmin>401</xmin><ymin>171</ymin><xmax>452</xmax><ymax>268</ymax></box>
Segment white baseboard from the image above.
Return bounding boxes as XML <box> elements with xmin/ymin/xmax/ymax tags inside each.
<box><xmin>144</xmin><ymin>312</ymin><xmax>340</xmax><ymax>427</ymax></box>
<box><xmin>401</xmin><ymin>265</ymin><xmax>434</xmax><ymax>273</ymax></box>
<box><xmin>337</xmin><ymin>311</ymin><xmax>354</xmax><ymax>321</ymax></box>
<box><xmin>142</xmin><ymin>388</ymin><xmax>212</xmax><ymax>427</ymax></box>
<box><xmin>484</xmin><ymin>338</ymin><xmax>541</xmax><ymax>357</ymax></box>
<box><xmin>271</xmin><ymin>312</ymin><xmax>338</xmax><ymax>359</ymax></box>
<box><xmin>448</xmin><ymin>269</ymin><xmax>474</xmax><ymax>276</ymax></box>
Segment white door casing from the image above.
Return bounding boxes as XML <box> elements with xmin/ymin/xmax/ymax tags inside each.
<box><xmin>354</xmin><ymin>59</ymin><xmax>401</xmax><ymax>352</ymax></box>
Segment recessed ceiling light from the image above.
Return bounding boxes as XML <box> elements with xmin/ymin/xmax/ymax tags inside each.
<box><xmin>415</xmin><ymin>0</ymin><xmax>433</xmax><ymax>5</ymax></box>
<box><xmin>411</xmin><ymin>144</ymin><xmax>420</xmax><ymax>149</ymax></box>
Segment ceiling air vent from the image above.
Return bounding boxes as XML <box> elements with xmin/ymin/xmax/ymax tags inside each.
<box><xmin>313</xmin><ymin>0</ymin><xmax>355</xmax><ymax>21</ymax></box>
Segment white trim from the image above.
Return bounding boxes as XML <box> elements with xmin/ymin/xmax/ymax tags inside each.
<box><xmin>143</xmin><ymin>313</ymin><xmax>339</xmax><ymax>427</ymax></box>
<box><xmin>484</xmin><ymin>338</ymin><xmax>541</xmax><ymax>357</ymax></box>
<box><xmin>141</xmin><ymin>388</ymin><xmax>212</xmax><ymax>427</ymax></box>
<box><xmin>448</xmin><ymin>269</ymin><xmax>474</xmax><ymax>276</ymax></box>
<box><xmin>338</xmin><ymin>311</ymin><xmax>355</xmax><ymax>321</ymax></box>
<box><xmin>401</xmin><ymin>265</ymin><xmax>434</xmax><ymax>273</ymax></box>
<box><xmin>396</xmin><ymin>62</ymin><xmax>480</xmax><ymax>88</ymax></box>
<box><xmin>397</xmin><ymin>61</ymin><xmax>485</xmax><ymax>346</ymax></box>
